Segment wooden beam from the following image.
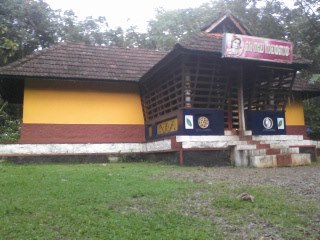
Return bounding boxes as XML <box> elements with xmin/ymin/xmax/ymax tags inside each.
<box><xmin>238</xmin><ymin>64</ymin><xmax>246</xmax><ymax>132</ymax></box>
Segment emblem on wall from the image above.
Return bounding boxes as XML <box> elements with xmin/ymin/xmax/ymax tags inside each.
<box><xmin>263</xmin><ymin>117</ymin><xmax>273</xmax><ymax>129</ymax></box>
<box><xmin>277</xmin><ymin>118</ymin><xmax>284</xmax><ymax>130</ymax></box>
<box><xmin>185</xmin><ymin>115</ymin><xmax>194</xmax><ymax>129</ymax></box>
<box><xmin>157</xmin><ymin>118</ymin><xmax>178</xmax><ymax>135</ymax></box>
<box><xmin>198</xmin><ymin>116</ymin><xmax>210</xmax><ymax>129</ymax></box>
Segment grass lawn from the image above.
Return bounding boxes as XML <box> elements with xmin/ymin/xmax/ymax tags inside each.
<box><xmin>0</xmin><ymin>162</ymin><xmax>319</xmax><ymax>239</ymax></box>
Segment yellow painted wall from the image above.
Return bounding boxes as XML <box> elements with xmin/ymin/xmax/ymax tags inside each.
<box><xmin>23</xmin><ymin>79</ymin><xmax>144</xmax><ymax>124</ymax></box>
<box><xmin>285</xmin><ymin>101</ymin><xmax>305</xmax><ymax>125</ymax></box>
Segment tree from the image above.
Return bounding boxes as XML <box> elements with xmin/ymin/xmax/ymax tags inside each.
<box><xmin>123</xmin><ymin>26</ymin><xmax>147</xmax><ymax>48</ymax></box>
<box><xmin>58</xmin><ymin>11</ymin><xmax>110</xmax><ymax>45</ymax></box>
<box><xmin>147</xmin><ymin>4</ymin><xmax>219</xmax><ymax>50</ymax></box>
<box><xmin>286</xmin><ymin>0</ymin><xmax>320</xmax><ymax>139</ymax></box>
<box><xmin>288</xmin><ymin>0</ymin><xmax>320</xmax><ymax>73</ymax></box>
<box><xmin>0</xmin><ymin>97</ymin><xmax>21</xmax><ymax>143</ymax></box>
<box><xmin>0</xmin><ymin>24</ymin><xmax>18</xmax><ymax>65</ymax></box>
<box><xmin>0</xmin><ymin>0</ymin><xmax>60</xmax><ymax>64</ymax></box>
<box><xmin>145</xmin><ymin>0</ymin><xmax>290</xmax><ymax>50</ymax></box>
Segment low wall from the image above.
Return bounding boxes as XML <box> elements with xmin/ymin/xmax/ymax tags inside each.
<box><xmin>0</xmin><ymin>139</ymin><xmax>172</xmax><ymax>156</ymax></box>
<box><xmin>1</xmin><ymin>135</ymin><xmax>318</xmax><ymax>166</ymax></box>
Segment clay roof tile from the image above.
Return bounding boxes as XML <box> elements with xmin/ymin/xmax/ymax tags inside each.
<box><xmin>0</xmin><ymin>42</ymin><xmax>168</xmax><ymax>82</ymax></box>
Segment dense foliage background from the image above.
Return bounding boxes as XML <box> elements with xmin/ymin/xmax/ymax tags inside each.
<box><xmin>0</xmin><ymin>0</ymin><xmax>319</xmax><ymax>141</ymax></box>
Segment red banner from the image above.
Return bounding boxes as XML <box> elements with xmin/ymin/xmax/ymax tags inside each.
<box><xmin>222</xmin><ymin>33</ymin><xmax>293</xmax><ymax>64</ymax></box>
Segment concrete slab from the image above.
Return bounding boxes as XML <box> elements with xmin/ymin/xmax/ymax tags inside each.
<box><xmin>250</xmin><ymin>155</ymin><xmax>277</xmax><ymax>168</ymax></box>
<box><xmin>176</xmin><ymin>135</ymin><xmax>239</xmax><ymax>142</ymax></box>
<box><xmin>253</xmin><ymin>135</ymin><xmax>303</xmax><ymax>141</ymax></box>
<box><xmin>291</xmin><ymin>153</ymin><xmax>311</xmax><ymax>166</ymax></box>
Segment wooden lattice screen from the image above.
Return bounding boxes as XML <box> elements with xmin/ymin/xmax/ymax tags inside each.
<box><xmin>141</xmin><ymin>57</ymin><xmax>184</xmax><ymax>122</ymax></box>
<box><xmin>244</xmin><ymin>66</ymin><xmax>295</xmax><ymax>111</ymax></box>
<box><xmin>184</xmin><ymin>54</ymin><xmax>239</xmax><ymax>129</ymax></box>
<box><xmin>185</xmin><ymin>55</ymin><xmax>228</xmax><ymax>110</ymax></box>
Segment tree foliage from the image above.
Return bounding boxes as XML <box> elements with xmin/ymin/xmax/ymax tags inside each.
<box><xmin>0</xmin><ymin>0</ymin><xmax>318</xmax><ymax>66</ymax></box>
<box><xmin>0</xmin><ymin>98</ymin><xmax>21</xmax><ymax>143</ymax></box>
<box><xmin>0</xmin><ymin>24</ymin><xmax>18</xmax><ymax>65</ymax></box>
<box><xmin>0</xmin><ymin>0</ymin><xmax>59</xmax><ymax>61</ymax></box>
<box><xmin>0</xmin><ymin>0</ymin><xmax>150</xmax><ymax>65</ymax></box>
<box><xmin>288</xmin><ymin>0</ymin><xmax>320</xmax><ymax>72</ymax></box>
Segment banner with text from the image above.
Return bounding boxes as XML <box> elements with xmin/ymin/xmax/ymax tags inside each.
<box><xmin>222</xmin><ymin>33</ymin><xmax>293</xmax><ymax>64</ymax></box>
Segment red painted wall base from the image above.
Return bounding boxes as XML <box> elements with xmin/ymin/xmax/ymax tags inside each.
<box><xmin>286</xmin><ymin>125</ymin><xmax>307</xmax><ymax>139</ymax></box>
<box><xmin>19</xmin><ymin>124</ymin><xmax>146</xmax><ymax>143</ymax></box>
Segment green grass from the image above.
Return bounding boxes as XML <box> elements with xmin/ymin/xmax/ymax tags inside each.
<box><xmin>0</xmin><ymin>162</ymin><xmax>319</xmax><ymax>239</ymax></box>
<box><xmin>211</xmin><ymin>183</ymin><xmax>319</xmax><ymax>239</ymax></box>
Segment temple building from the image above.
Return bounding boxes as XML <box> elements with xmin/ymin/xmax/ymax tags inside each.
<box><xmin>0</xmin><ymin>13</ymin><xmax>319</xmax><ymax>167</ymax></box>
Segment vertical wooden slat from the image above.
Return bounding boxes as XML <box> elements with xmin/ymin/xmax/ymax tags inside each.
<box><xmin>237</xmin><ymin>64</ymin><xmax>246</xmax><ymax>132</ymax></box>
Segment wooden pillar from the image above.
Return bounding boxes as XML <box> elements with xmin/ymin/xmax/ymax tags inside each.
<box><xmin>179</xmin><ymin>149</ymin><xmax>184</xmax><ymax>166</ymax></box>
<box><xmin>238</xmin><ymin>64</ymin><xmax>246</xmax><ymax>133</ymax></box>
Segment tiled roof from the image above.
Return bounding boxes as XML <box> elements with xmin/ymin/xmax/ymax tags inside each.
<box><xmin>179</xmin><ymin>32</ymin><xmax>223</xmax><ymax>53</ymax></box>
<box><xmin>0</xmin><ymin>42</ymin><xmax>168</xmax><ymax>82</ymax></box>
<box><xmin>292</xmin><ymin>77</ymin><xmax>320</xmax><ymax>92</ymax></box>
<box><xmin>0</xmin><ymin>34</ymin><xmax>313</xmax><ymax>84</ymax></box>
<box><xmin>179</xmin><ymin>32</ymin><xmax>312</xmax><ymax>65</ymax></box>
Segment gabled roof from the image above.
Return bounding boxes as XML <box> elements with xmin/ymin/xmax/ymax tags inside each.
<box><xmin>178</xmin><ymin>32</ymin><xmax>311</xmax><ymax>66</ymax></box>
<box><xmin>0</xmin><ymin>42</ymin><xmax>167</xmax><ymax>82</ymax></box>
<box><xmin>178</xmin><ymin>32</ymin><xmax>312</xmax><ymax>65</ymax></box>
<box><xmin>201</xmin><ymin>12</ymin><xmax>252</xmax><ymax>35</ymax></box>
<box><xmin>177</xmin><ymin>12</ymin><xmax>311</xmax><ymax>66</ymax></box>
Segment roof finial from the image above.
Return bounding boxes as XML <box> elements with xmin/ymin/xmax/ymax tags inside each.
<box><xmin>200</xmin><ymin>11</ymin><xmax>252</xmax><ymax>35</ymax></box>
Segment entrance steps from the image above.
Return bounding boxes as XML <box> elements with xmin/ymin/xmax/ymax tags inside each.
<box><xmin>176</xmin><ymin>131</ymin><xmax>312</xmax><ymax>167</ymax></box>
<box><xmin>246</xmin><ymin>147</ymin><xmax>299</xmax><ymax>157</ymax></box>
<box><xmin>237</xmin><ymin>134</ymin><xmax>312</xmax><ymax>167</ymax></box>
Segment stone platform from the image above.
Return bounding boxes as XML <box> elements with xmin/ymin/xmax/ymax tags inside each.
<box><xmin>0</xmin><ymin>132</ymin><xmax>317</xmax><ymax>167</ymax></box>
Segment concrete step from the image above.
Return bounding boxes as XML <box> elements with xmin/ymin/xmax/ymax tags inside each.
<box><xmin>247</xmin><ymin>140</ymin><xmax>260</xmax><ymax>145</ymax></box>
<box><xmin>268</xmin><ymin>141</ymin><xmax>315</xmax><ymax>149</ymax></box>
<box><xmin>253</xmin><ymin>135</ymin><xmax>304</xmax><ymax>141</ymax></box>
<box><xmin>280</xmin><ymin>147</ymin><xmax>299</xmax><ymax>154</ymax></box>
<box><xmin>244</xmin><ymin>130</ymin><xmax>253</xmax><ymax>136</ymax></box>
<box><xmin>235</xmin><ymin>144</ymin><xmax>256</xmax><ymax>151</ymax></box>
<box><xmin>250</xmin><ymin>155</ymin><xmax>277</xmax><ymax>168</ymax></box>
<box><xmin>266</xmin><ymin>148</ymin><xmax>281</xmax><ymax>155</ymax></box>
<box><xmin>225</xmin><ymin>130</ymin><xmax>252</xmax><ymax>136</ymax></box>
<box><xmin>256</xmin><ymin>144</ymin><xmax>271</xmax><ymax>149</ymax></box>
<box><xmin>291</xmin><ymin>153</ymin><xmax>311</xmax><ymax>166</ymax></box>
<box><xmin>246</xmin><ymin>147</ymin><xmax>299</xmax><ymax>157</ymax></box>
<box><xmin>276</xmin><ymin>153</ymin><xmax>311</xmax><ymax>167</ymax></box>
<box><xmin>240</xmin><ymin>135</ymin><xmax>253</xmax><ymax>141</ymax></box>
<box><xmin>250</xmin><ymin>153</ymin><xmax>311</xmax><ymax>168</ymax></box>
<box><xmin>246</xmin><ymin>149</ymin><xmax>267</xmax><ymax>156</ymax></box>
<box><xmin>176</xmin><ymin>135</ymin><xmax>239</xmax><ymax>142</ymax></box>
<box><xmin>269</xmin><ymin>140</ymin><xmax>315</xmax><ymax>146</ymax></box>
<box><xmin>182</xmin><ymin>140</ymin><xmax>247</xmax><ymax>149</ymax></box>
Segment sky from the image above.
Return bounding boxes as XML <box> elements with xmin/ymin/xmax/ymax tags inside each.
<box><xmin>44</xmin><ymin>0</ymin><xmax>211</xmax><ymax>32</ymax></box>
<box><xmin>44</xmin><ymin>0</ymin><xmax>295</xmax><ymax>32</ymax></box>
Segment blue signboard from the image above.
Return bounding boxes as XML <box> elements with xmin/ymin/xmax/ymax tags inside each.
<box><xmin>146</xmin><ymin>108</ymin><xmax>225</xmax><ymax>139</ymax></box>
<box><xmin>182</xmin><ymin>109</ymin><xmax>225</xmax><ymax>136</ymax></box>
<box><xmin>246</xmin><ymin>111</ymin><xmax>286</xmax><ymax>135</ymax></box>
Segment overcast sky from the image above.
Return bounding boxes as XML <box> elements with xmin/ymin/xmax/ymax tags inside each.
<box><xmin>44</xmin><ymin>0</ymin><xmax>294</xmax><ymax>32</ymax></box>
<box><xmin>44</xmin><ymin>0</ymin><xmax>211</xmax><ymax>32</ymax></box>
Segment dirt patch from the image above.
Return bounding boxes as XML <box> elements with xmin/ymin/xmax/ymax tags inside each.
<box><xmin>161</xmin><ymin>164</ymin><xmax>320</xmax><ymax>200</ymax></box>
<box><xmin>154</xmin><ymin>164</ymin><xmax>320</xmax><ymax>239</ymax></box>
